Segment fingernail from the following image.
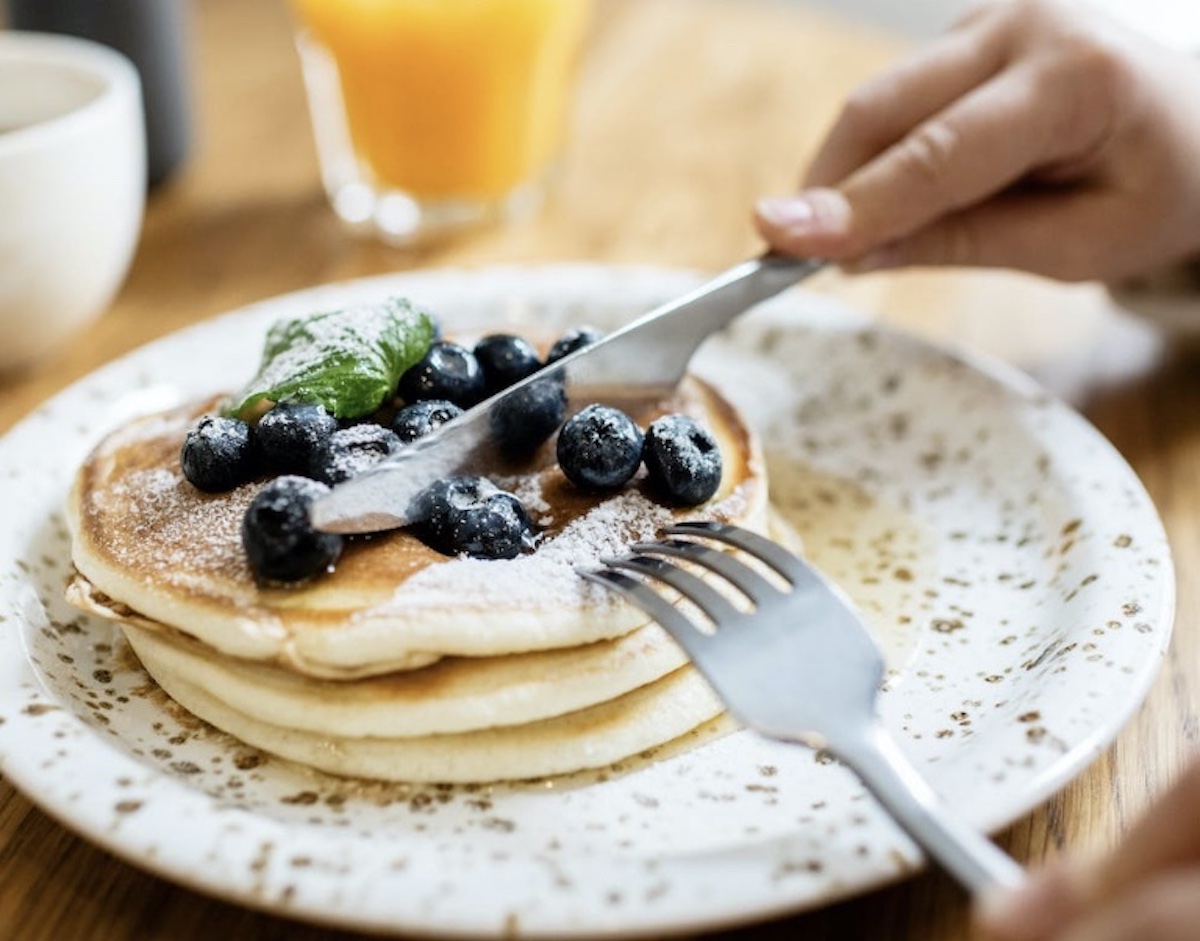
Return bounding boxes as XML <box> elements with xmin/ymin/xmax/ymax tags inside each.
<box><xmin>756</xmin><ymin>189</ymin><xmax>851</xmax><ymax>235</ymax></box>
<box><xmin>756</xmin><ymin>195</ymin><xmax>816</xmax><ymax>229</ymax></box>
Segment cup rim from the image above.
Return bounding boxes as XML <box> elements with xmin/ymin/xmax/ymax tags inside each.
<box><xmin>0</xmin><ymin>31</ymin><xmax>142</xmax><ymax>155</ymax></box>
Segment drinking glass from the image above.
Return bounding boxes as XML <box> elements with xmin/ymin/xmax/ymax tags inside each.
<box><xmin>289</xmin><ymin>0</ymin><xmax>593</xmax><ymax>246</ymax></box>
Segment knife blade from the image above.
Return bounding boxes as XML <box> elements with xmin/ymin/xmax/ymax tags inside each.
<box><xmin>310</xmin><ymin>254</ymin><xmax>823</xmax><ymax>534</ymax></box>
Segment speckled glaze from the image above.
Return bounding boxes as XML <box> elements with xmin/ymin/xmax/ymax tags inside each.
<box><xmin>0</xmin><ymin>266</ymin><xmax>1174</xmax><ymax>938</ymax></box>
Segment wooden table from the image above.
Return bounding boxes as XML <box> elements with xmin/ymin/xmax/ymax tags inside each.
<box><xmin>1</xmin><ymin>1</ymin><xmax>1196</xmax><ymax>937</ymax></box>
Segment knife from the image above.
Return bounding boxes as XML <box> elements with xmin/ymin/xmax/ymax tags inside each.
<box><xmin>310</xmin><ymin>254</ymin><xmax>824</xmax><ymax>534</ymax></box>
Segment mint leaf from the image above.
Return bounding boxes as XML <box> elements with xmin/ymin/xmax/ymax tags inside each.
<box><xmin>229</xmin><ymin>297</ymin><xmax>435</xmax><ymax>419</ymax></box>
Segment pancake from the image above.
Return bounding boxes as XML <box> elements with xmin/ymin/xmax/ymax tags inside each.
<box><xmin>67</xmin><ymin>374</ymin><xmax>767</xmax><ymax>679</ymax></box>
<box><xmin>68</xmin><ymin>510</ymin><xmax>808</xmax><ymax>784</ymax></box>
<box><xmin>67</xmin><ymin>359</ymin><xmax>771</xmax><ymax>783</ymax></box>
<box><xmin>131</xmin><ymin>650</ymin><xmax>726</xmax><ymax>784</ymax></box>
<box><xmin>69</xmin><ymin>507</ymin><xmax>804</xmax><ymax>747</ymax></box>
<box><xmin>105</xmin><ymin>617</ymin><xmax>691</xmax><ymax>737</ymax></box>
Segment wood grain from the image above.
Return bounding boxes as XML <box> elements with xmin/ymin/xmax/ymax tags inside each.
<box><xmin>1</xmin><ymin>1</ymin><xmax>1195</xmax><ymax>938</ymax></box>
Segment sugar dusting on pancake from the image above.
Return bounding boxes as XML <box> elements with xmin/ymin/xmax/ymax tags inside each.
<box><xmin>68</xmin><ymin>374</ymin><xmax>766</xmax><ymax>678</ymax></box>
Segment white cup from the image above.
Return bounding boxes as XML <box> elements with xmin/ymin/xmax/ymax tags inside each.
<box><xmin>0</xmin><ymin>31</ymin><xmax>146</xmax><ymax>372</ymax></box>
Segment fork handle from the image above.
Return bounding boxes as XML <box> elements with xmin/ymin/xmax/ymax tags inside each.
<box><xmin>833</xmin><ymin>724</ymin><xmax>1026</xmax><ymax>895</ymax></box>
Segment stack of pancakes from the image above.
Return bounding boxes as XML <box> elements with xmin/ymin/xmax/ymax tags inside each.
<box><xmin>66</xmin><ymin>375</ymin><xmax>769</xmax><ymax>783</ymax></box>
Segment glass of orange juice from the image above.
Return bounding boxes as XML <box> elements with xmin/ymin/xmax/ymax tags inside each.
<box><xmin>289</xmin><ymin>0</ymin><xmax>592</xmax><ymax>246</ymax></box>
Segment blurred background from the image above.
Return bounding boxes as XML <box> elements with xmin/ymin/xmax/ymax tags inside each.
<box><xmin>799</xmin><ymin>0</ymin><xmax>1200</xmax><ymax>50</ymax></box>
<box><xmin>3</xmin><ymin>0</ymin><xmax>1194</xmax><ymax>394</ymax></box>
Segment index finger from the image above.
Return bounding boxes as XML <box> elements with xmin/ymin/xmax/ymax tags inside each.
<box><xmin>806</xmin><ymin>20</ymin><xmax>1007</xmax><ymax>188</ymax></box>
<box><xmin>824</xmin><ymin>60</ymin><xmax>1104</xmax><ymax>258</ymax></box>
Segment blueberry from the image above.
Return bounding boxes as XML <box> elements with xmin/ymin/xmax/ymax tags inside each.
<box><xmin>391</xmin><ymin>399</ymin><xmax>463</xmax><ymax>444</ymax></box>
<box><xmin>546</xmin><ymin>325</ymin><xmax>604</xmax><ymax>364</ymax></box>
<box><xmin>311</xmin><ymin>423</ymin><xmax>402</xmax><ymax>485</ymax></box>
<box><xmin>643</xmin><ymin>414</ymin><xmax>723</xmax><ymax>506</ymax></box>
<box><xmin>397</xmin><ymin>340</ymin><xmax>485</xmax><ymax>408</ymax></box>
<box><xmin>256</xmin><ymin>402</ymin><xmax>338</xmax><ymax>475</ymax></box>
<box><xmin>556</xmin><ymin>404</ymin><xmax>643</xmax><ymax>492</ymax></box>
<box><xmin>488</xmin><ymin>376</ymin><xmax>567</xmax><ymax>458</ymax></box>
<box><xmin>241</xmin><ymin>475</ymin><xmax>343</xmax><ymax>583</ymax></box>
<box><xmin>473</xmin><ymin>334</ymin><xmax>542</xmax><ymax>394</ymax></box>
<box><xmin>414</xmin><ymin>475</ymin><xmax>534</xmax><ymax>560</ymax></box>
<box><xmin>180</xmin><ymin>415</ymin><xmax>258</xmax><ymax>492</ymax></box>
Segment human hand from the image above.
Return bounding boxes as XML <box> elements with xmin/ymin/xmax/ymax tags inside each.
<box><xmin>754</xmin><ymin>0</ymin><xmax>1200</xmax><ymax>282</ymax></box>
<box><xmin>975</xmin><ymin>756</ymin><xmax>1200</xmax><ymax>941</ymax></box>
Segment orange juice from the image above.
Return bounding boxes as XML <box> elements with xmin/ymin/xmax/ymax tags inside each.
<box><xmin>291</xmin><ymin>0</ymin><xmax>591</xmax><ymax>202</ymax></box>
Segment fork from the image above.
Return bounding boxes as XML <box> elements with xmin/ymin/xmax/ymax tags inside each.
<box><xmin>581</xmin><ymin>520</ymin><xmax>1025</xmax><ymax>895</ymax></box>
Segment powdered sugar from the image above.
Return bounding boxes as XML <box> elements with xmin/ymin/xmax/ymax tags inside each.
<box><xmin>77</xmin><ymin>370</ymin><xmax>762</xmax><ymax>665</ymax></box>
<box><xmin>381</xmin><ymin>487</ymin><xmax>679</xmax><ymax>613</ymax></box>
<box><xmin>105</xmin><ymin>465</ymin><xmax>253</xmax><ymax>580</ymax></box>
<box><xmin>252</xmin><ymin>302</ymin><xmax>396</xmax><ymax>390</ymax></box>
<box><xmin>319</xmin><ymin>424</ymin><xmax>402</xmax><ymax>484</ymax></box>
<box><xmin>497</xmin><ymin>470</ymin><xmax>555</xmax><ymax>521</ymax></box>
<box><xmin>231</xmin><ymin>297</ymin><xmax>431</xmax><ymax>419</ymax></box>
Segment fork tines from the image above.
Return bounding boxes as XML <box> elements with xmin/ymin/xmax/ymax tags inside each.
<box><xmin>580</xmin><ymin>522</ymin><xmax>803</xmax><ymax>652</ymax></box>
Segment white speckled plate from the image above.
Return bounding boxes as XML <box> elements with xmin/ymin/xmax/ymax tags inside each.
<box><xmin>0</xmin><ymin>265</ymin><xmax>1174</xmax><ymax>938</ymax></box>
